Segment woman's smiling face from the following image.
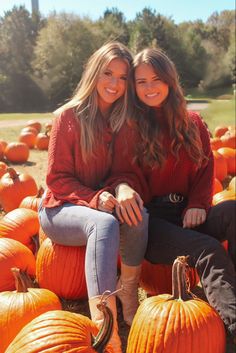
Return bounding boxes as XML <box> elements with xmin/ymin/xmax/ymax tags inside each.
<box><xmin>96</xmin><ymin>58</ymin><xmax>128</xmax><ymax>114</ymax></box>
<box><xmin>135</xmin><ymin>63</ymin><xmax>169</xmax><ymax>108</ymax></box>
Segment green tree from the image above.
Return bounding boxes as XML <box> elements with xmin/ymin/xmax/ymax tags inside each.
<box><xmin>0</xmin><ymin>5</ymin><xmax>46</xmax><ymax>111</ymax></box>
<box><xmin>33</xmin><ymin>13</ymin><xmax>99</xmax><ymax>108</ymax></box>
<box><xmin>96</xmin><ymin>8</ymin><xmax>130</xmax><ymax>45</ymax></box>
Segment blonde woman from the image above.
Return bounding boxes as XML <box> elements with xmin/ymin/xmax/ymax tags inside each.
<box><xmin>38</xmin><ymin>42</ymin><xmax>149</xmax><ymax>352</ymax></box>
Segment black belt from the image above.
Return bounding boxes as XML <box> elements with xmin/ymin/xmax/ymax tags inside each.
<box><xmin>152</xmin><ymin>193</ymin><xmax>185</xmax><ymax>204</ymax></box>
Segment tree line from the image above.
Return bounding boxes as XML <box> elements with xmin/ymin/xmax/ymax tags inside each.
<box><xmin>0</xmin><ymin>6</ymin><xmax>235</xmax><ymax>112</ymax></box>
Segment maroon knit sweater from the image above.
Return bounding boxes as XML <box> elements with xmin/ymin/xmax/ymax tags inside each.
<box><xmin>145</xmin><ymin>111</ymin><xmax>214</xmax><ymax>212</ymax></box>
<box><xmin>42</xmin><ymin>108</ymin><xmax>133</xmax><ymax>209</ymax></box>
<box><xmin>107</xmin><ymin>110</ymin><xmax>214</xmax><ymax>213</ymax></box>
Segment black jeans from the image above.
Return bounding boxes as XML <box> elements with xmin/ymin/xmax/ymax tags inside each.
<box><xmin>146</xmin><ymin>200</ymin><xmax>236</xmax><ymax>336</ymax></box>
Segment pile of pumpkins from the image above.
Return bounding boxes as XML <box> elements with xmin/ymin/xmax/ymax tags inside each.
<box><xmin>0</xmin><ymin>119</ymin><xmax>52</xmax><ymax>164</ymax></box>
<box><xmin>0</xmin><ymin>167</ymin><xmax>106</xmax><ymax>352</ymax></box>
<box><xmin>0</xmin><ymin>123</ymin><xmax>235</xmax><ymax>352</ymax></box>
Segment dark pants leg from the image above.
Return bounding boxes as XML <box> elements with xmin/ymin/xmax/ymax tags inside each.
<box><xmin>145</xmin><ymin>201</ymin><xmax>236</xmax><ymax>336</ymax></box>
<box><xmin>196</xmin><ymin>200</ymin><xmax>236</xmax><ymax>267</ymax></box>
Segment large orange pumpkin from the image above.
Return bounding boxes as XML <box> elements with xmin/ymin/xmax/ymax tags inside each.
<box><xmin>0</xmin><ymin>168</ymin><xmax>38</xmax><ymax>212</ymax></box>
<box><xmin>127</xmin><ymin>256</ymin><xmax>226</xmax><ymax>353</ymax></box>
<box><xmin>0</xmin><ymin>268</ymin><xmax>62</xmax><ymax>353</ymax></box>
<box><xmin>36</xmin><ymin>238</ymin><xmax>87</xmax><ymax>299</ymax></box>
<box><xmin>5</xmin><ymin>303</ymin><xmax>114</xmax><ymax>352</ymax></box>
<box><xmin>0</xmin><ymin>208</ymin><xmax>40</xmax><ymax>252</ymax></box>
<box><xmin>0</xmin><ymin>238</ymin><xmax>36</xmax><ymax>292</ymax></box>
<box><xmin>4</xmin><ymin>142</ymin><xmax>29</xmax><ymax>163</ymax></box>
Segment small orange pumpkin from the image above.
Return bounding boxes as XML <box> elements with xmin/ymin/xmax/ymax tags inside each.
<box><xmin>0</xmin><ymin>168</ymin><xmax>38</xmax><ymax>212</ymax></box>
<box><xmin>35</xmin><ymin>130</ymin><xmax>50</xmax><ymax>150</ymax></box>
<box><xmin>4</xmin><ymin>142</ymin><xmax>29</xmax><ymax>163</ymax></box>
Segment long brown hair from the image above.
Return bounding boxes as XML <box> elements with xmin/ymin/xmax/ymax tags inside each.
<box><xmin>54</xmin><ymin>42</ymin><xmax>133</xmax><ymax>162</ymax></box>
<box><xmin>131</xmin><ymin>48</ymin><xmax>207</xmax><ymax>168</ymax></box>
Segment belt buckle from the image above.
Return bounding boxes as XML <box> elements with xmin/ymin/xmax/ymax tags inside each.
<box><xmin>169</xmin><ymin>193</ymin><xmax>184</xmax><ymax>203</ymax></box>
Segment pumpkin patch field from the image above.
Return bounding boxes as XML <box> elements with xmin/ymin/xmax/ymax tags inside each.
<box><xmin>0</xmin><ymin>118</ymin><xmax>235</xmax><ymax>353</ymax></box>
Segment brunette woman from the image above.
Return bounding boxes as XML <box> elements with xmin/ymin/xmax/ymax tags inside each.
<box><xmin>131</xmin><ymin>47</ymin><xmax>236</xmax><ymax>341</ymax></box>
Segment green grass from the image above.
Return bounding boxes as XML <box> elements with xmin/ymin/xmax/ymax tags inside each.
<box><xmin>201</xmin><ymin>99</ymin><xmax>235</xmax><ymax>133</ymax></box>
<box><xmin>0</xmin><ymin>112</ymin><xmax>53</xmax><ymax>121</ymax></box>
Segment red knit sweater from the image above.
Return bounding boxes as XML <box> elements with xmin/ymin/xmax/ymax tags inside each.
<box><xmin>145</xmin><ymin>111</ymin><xmax>214</xmax><ymax>212</ymax></box>
<box><xmin>42</xmin><ymin>108</ymin><xmax>131</xmax><ymax>209</ymax></box>
<box><xmin>107</xmin><ymin>110</ymin><xmax>214</xmax><ymax>212</ymax></box>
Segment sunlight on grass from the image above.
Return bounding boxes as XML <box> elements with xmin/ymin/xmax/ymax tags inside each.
<box><xmin>201</xmin><ymin>99</ymin><xmax>235</xmax><ymax>133</ymax></box>
<box><xmin>0</xmin><ymin>112</ymin><xmax>53</xmax><ymax>121</ymax></box>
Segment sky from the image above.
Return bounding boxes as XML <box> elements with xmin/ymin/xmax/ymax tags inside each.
<box><xmin>0</xmin><ymin>0</ymin><xmax>235</xmax><ymax>23</ymax></box>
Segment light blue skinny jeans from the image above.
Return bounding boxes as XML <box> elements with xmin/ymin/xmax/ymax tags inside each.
<box><xmin>38</xmin><ymin>203</ymin><xmax>149</xmax><ymax>298</ymax></box>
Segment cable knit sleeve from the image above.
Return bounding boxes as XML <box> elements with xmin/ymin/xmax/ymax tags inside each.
<box><xmin>45</xmin><ymin>109</ymin><xmax>112</xmax><ymax>208</ymax></box>
<box><xmin>105</xmin><ymin>123</ymin><xmax>150</xmax><ymax>203</ymax></box>
<box><xmin>184</xmin><ymin>112</ymin><xmax>214</xmax><ymax>214</ymax></box>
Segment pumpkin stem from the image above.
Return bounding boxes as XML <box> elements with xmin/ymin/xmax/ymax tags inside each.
<box><xmin>6</xmin><ymin>167</ymin><xmax>19</xmax><ymax>180</ymax></box>
<box><xmin>170</xmin><ymin>256</ymin><xmax>194</xmax><ymax>301</ymax></box>
<box><xmin>92</xmin><ymin>289</ymin><xmax>121</xmax><ymax>352</ymax></box>
<box><xmin>37</xmin><ymin>186</ymin><xmax>45</xmax><ymax>198</ymax></box>
<box><xmin>11</xmin><ymin>268</ymin><xmax>35</xmax><ymax>292</ymax></box>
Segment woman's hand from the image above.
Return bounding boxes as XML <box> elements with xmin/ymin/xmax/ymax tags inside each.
<box><xmin>98</xmin><ymin>191</ymin><xmax>118</xmax><ymax>213</ymax></box>
<box><xmin>183</xmin><ymin>208</ymin><xmax>206</xmax><ymax>229</ymax></box>
<box><xmin>115</xmin><ymin>183</ymin><xmax>143</xmax><ymax>226</ymax></box>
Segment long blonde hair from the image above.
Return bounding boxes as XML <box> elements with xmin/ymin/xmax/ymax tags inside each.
<box><xmin>131</xmin><ymin>48</ymin><xmax>207</xmax><ymax>168</ymax></box>
<box><xmin>55</xmin><ymin>42</ymin><xmax>133</xmax><ymax>162</ymax></box>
